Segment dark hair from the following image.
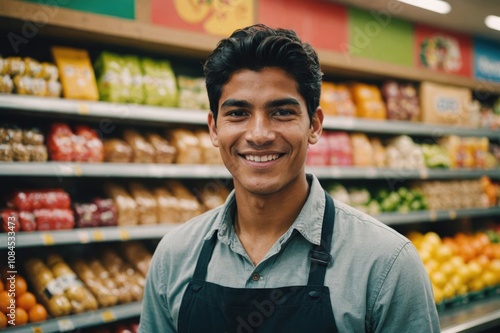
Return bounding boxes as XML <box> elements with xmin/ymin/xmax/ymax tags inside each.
<box><xmin>203</xmin><ymin>24</ymin><xmax>323</xmax><ymax>123</ymax></box>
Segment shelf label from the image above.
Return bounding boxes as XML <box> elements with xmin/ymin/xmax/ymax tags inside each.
<box><xmin>419</xmin><ymin>169</ymin><xmax>429</xmax><ymax>179</ymax></box>
<box><xmin>119</xmin><ymin>229</ymin><xmax>130</xmax><ymax>241</ymax></box>
<box><xmin>77</xmin><ymin>231</ymin><xmax>90</xmax><ymax>244</ymax></box>
<box><xmin>448</xmin><ymin>210</ymin><xmax>458</xmax><ymax>220</ymax></box>
<box><xmin>93</xmin><ymin>230</ymin><xmax>105</xmax><ymax>241</ymax></box>
<box><xmin>57</xmin><ymin>319</ymin><xmax>75</xmax><ymax>331</ymax></box>
<box><xmin>42</xmin><ymin>233</ymin><xmax>55</xmax><ymax>245</ymax></box>
<box><xmin>74</xmin><ymin>164</ymin><xmax>83</xmax><ymax>177</ymax></box>
<box><xmin>330</xmin><ymin>167</ymin><xmax>341</xmax><ymax>178</ymax></box>
<box><xmin>78</xmin><ymin>103</ymin><xmax>90</xmax><ymax>115</ymax></box>
<box><xmin>102</xmin><ymin>309</ymin><xmax>116</xmax><ymax>322</ymax></box>
<box><xmin>32</xmin><ymin>327</ymin><xmax>43</xmax><ymax>333</ymax></box>
<box><xmin>429</xmin><ymin>210</ymin><xmax>438</xmax><ymax>221</ymax></box>
<box><xmin>366</xmin><ymin>168</ymin><xmax>378</xmax><ymax>178</ymax></box>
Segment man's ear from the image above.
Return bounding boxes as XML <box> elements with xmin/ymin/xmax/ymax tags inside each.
<box><xmin>308</xmin><ymin>107</ymin><xmax>323</xmax><ymax>145</ymax></box>
<box><xmin>207</xmin><ymin>112</ymin><xmax>219</xmax><ymax>147</ymax></box>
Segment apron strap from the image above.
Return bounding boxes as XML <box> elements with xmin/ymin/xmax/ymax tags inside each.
<box><xmin>307</xmin><ymin>192</ymin><xmax>335</xmax><ymax>287</ymax></box>
<box><xmin>191</xmin><ymin>233</ymin><xmax>217</xmax><ymax>282</ymax></box>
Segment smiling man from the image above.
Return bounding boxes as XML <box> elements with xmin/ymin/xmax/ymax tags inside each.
<box><xmin>139</xmin><ymin>24</ymin><xmax>440</xmax><ymax>333</ymax></box>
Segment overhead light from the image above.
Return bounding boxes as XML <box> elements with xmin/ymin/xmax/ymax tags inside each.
<box><xmin>397</xmin><ymin>0</ymin><xmax>451</xmax><ymax>14</ymax></box>
<box><xmin>485</xmin><ymin>15</ymin><xmax>500</xmax><ymax>31</ymax></box>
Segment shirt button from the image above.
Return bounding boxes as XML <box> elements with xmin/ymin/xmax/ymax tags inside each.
<box><xmin>251</xmin><ymin>272</ymin><xmax>260</xmax><ymax>281</ymax></box>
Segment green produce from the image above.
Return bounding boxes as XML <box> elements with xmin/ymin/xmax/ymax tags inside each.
<box><xmin>422</xmin><ymin>144</ymin><xmax>451</xmax><ymax>168</ymax></box>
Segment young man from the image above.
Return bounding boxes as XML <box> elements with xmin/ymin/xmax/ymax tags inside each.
<box><xmin>139</xmin><ymin>24</ymin><xmax>440</xmax><ymax>332</ymax></box>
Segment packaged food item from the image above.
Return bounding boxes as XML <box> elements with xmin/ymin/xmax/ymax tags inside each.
<box><xmin>0</xmin><ymin>75</ymin><xmax>13</xmax><ymax>93</ymax></box>
<box><xmin>45</xmin><ymin>254</ymin><xmax>98</xmax><ymax>313</ymax></box>
<box><xmin>19</xmin><ymin>211</ymin><xmax>36</xmax><ymax>232</ymax></box>
<box><xmin>10</xmin><ymin>189</ymin><xmax>71</xmax><ymax>211</ymax></box>
<box><xmin>320</xmin><ymin>82</ymin><xmax>356</xmax><ymax>117</ymax></box>
<box><xmin>74</xmin><ymin>202</ymin><xmax>100</xmax><ymax>228</ymax></box>
<box><xmin>145</xmin><ymin>133</ymin><xmax>176</xmax><ymax>164</ymax></box>
<box><xmin>121</xmin><ymin>242</ymin><xmax>153</xmax><ymax>277</ymax></box>
<box><xmin>439</xmin><ymin>136</ymin><xmax>474</xmax><ymax>168</ymax></box>
<box><xmin>166</xmin><ymin>128</ymin><xmax>203</xmax><ymax>164</ymax></box>
<box><xmin>13</xmin><ymin>76</ymin><xmax>47</xmax><ymax>96</ymax></box>
<box><xmin>24</xmin><ymin>57</ymin><xmax>42</xmax><ymax>77</ymax></box>
<box><xmin>46</xmin><ymin>80</ymin><xmax>62</xmax><ymax>97</ymax></box>
<box><xmin>195</xmin><ymin>129</ymin><xmax>222</xmax><ymax>164</ymax></box>
<box><xmin>369</xmin><ymin>137</ymin><xmax>386</xmax><ymax>168</ymax></box>
<box><xmin>93</xmin><ymin>198</ymin><xmax>118</xmax><ymax>227</ymax></box>
<box><xmin>12</xmin><ymin>142</ymin><xmax>30</xmax><ymax>161</ymax></box>
<box><xmin>305</xmin><ymin>134</ymin><xmax>329</xmax><ymax>166</ymax></box>
<box><xmin>24</xmin><ymin>258</ymin><xmax>72</xmax><ymax>317</ymax></box>
<box><xmin>177</xmin><ymin>75</ymin><xmax>209</xmax><ymax>110</ymax></box>
<box><xmin>34</xmin><ymin>208</ymin><xmax>75</xmax><ymax>230</ymax></box>
<box><xmin>326</xmin><ymin>132</ymin><xmax>353</xmax><ymax>166</ymax></box>
<box><xmin>101</xmin><ymin>249</ymin><xmax>144</xmax><ymax>302</ymax></box>
<box><xmin>23</xmin><ymin>128</ymin><xmax>44</xmax><ymax>145</ymax></box>
<box><xmin>193</xmin><ymin>181</ymin><xmax>230</xmax><ymax>211</ymax></box>
<box><xmin>28</xmin><ymin>144</ymin><xmax>49</xmax><ymax>162</ymax></box>
<box><xmin>103</xmin><ymin>139</ymin><xmax>133</xmax><ymax>163</ymax></box>
<box><xmin>129</xmin><ymin>182</ymin><xmax>157</xmax><ymax>225</ymax></box>
<box><xmin>47</xmin><ymin>123</ymin><xmax>74</xmax><ymax>161</ymax></box>
<box><xmin>123</xmin><ymin>129</ymin><xmax>155</xmax><ymax>163</ymax></box>
<box><xmin>350</xmin><ymin>133</ymin><xmax>374</xmax><ymax>167</ymax></box>
<box><xmin>141</xmin><ymin>57</ymin><xmax>178</xmax><ymax>107</ymax></box>
<box><xmin>0</xmin><ymin>57</ymin><xmax>6</xmax><ymax>75</ymax></box>
<box><xmin>51</xmin><ymin>46</ymin><xmax>99</xmax><ymax>100</ymax></box>
<box><xmin>154</xmin><ymin>187</ymin><xmax>182</xmax><ymax>223</ymax></box>
<box><xmin>1</xmin><ymin>209</ymin><xmax>20</xmax><ymax>232</ymax></box>
<box><xmin>38</xmin><ymin>62</ymin><xmax>59</xmax><ymax>81</ymax></box>
<box><xmin>75</xmin><ymin>125</ymin><xmax>104</xmax><ymax>162</ymax></box>
<box><xmin>104</xmin><ymin>183</ymin><xmax>138</xmax><ymax>226</ymax></box>
<box><xmin>71</xmin><ymin>258</ymin><xmax>118</xmax><ymax>308</ymax></box>
<box><xmin>350</xmin><ymin>83</ymin><xmax>387</xmax><ymax>119</ymax></box>
<box><xmin>5</xmin><ymin>57</ymin><xmax>25</xmax><ymax>76</ymax></box>
<box><xmin>385</xmin><ymin>135</ymin><xmax>425</xmax><ymax>169</ymax></box>
<box><xmin>166</xmin><ymin>180</ymin><xmax>204</xmax><ymax>221</ymax></box>
<box><xmin>0</xmin><ymin>143</ymin><xmax>13</xmax><ymax>161</ymax></box>
<box><xmin>381</xmin><ymin>81</ymin><xmax>420</xmax><ymax>121</ymax></box>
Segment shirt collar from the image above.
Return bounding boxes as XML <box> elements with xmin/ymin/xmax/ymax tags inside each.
<box><xmin>205</xmin><ymin>174</ymin><xmax>326</xmax><ymax>247</ymax></box>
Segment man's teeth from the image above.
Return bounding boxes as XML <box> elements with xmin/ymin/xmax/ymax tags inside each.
<box><xmin>245</xmin><ymin>154</ymin><xmax>279</xmax><ymax>162</ymax></box>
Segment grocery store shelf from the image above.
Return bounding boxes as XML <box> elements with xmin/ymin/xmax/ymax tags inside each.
<box><xmin>0</xmin><ymin>224</ymin><xmax>179</xmax><ymax>249</ymax></box>
<box><xmin>4</xmin><ymin>302</ymin><xmax>141</xmax><ymax>333</ymax></box>
<box><xmin>1</xmin><ymin>162</ymin><xmax>499</xmax><ymax>180</ymax></box>
<box><xmin>1</xmin><ymin>94</ymin><xmax>499</xmax><ymax>139</ymax></box>
<box><xmin>322</xmin><ymin>116</ymin><xmax>500</xmax><ymax>139</ymax></box>
<box><xmin>440</xmin><ymin>295</ymin><xmax>500</xmax><ymax>333</ymax></box>
<box><xmin>377</xmin><ymin>207</ymin><xmax>500</xmax><ymax>225</ymax></box>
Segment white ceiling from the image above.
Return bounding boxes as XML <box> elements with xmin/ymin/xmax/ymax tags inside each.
<box><xmin>329</xmin><ymin>0</ymin><xmax>500</xmax><ymax>42</ymax></box>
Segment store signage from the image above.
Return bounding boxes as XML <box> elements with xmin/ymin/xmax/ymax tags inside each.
<box><xmin>151</xmin><ymin>0</ymin><xmax>255</xmax><ymax>36</ymax></box>
<box><xmin>19</xmin><ymin>0</ymin><xmax>135</xmax><ymax>19</ymax></box>
<box><xmin>415</xmin><ymin>24</ymin><xmax>472</xmax><ymax>77</ymax></box>
<box><xmin>474</xmin><ymin>36</ymin><xmax>500</xmax><ymax>82</ymax></box>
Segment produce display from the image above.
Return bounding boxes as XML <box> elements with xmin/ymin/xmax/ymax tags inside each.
<box><xmin>409</xmin><ymin>229</ymin><xmax>500</xmax><ymax>307</ymax></box>
<box><xmin>0</xmin><ymin>125</ymin><xmax>47</xmax><ymax>162</ymax></box>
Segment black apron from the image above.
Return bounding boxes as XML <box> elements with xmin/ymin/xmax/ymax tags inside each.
<box><xmin>178</xmin><ymin>192</ymin><xmax>338</xmax><ymax>333</ymax></box>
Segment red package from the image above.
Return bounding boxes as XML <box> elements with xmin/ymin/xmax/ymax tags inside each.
<box><xmin>327</xmin><ymin>132</ymin><xmax>353</xmax><ymax>166</ymax></box>
<box><xmin>10</xmin><ymin>191</ymin><xmax>31</xmax><ymax>211</ymax></box>
<box><xmin>1</xmin><ymin>210</ymin><xmax>20</xmax><ymax>233</ymax></box>
<box><xmin>72</xmin><ymin>133</ymin><xmax>90</xmax><ymax>162</ymax></box>
<box><xmin>34</xmin><ymin>208</ymin><xmax>74</xmax><ymax>231</ymax></box>
<box><xmin>306</xmin><ymin>134</ymin><xmax>329</xmax><ymax>166</ymax></box>
<box><xmin>19</xmin><ymin>211</ymin><xmax>36</xmax><ymax>232</ymax></box>
<box><xmin>74</xmin><ymin>202</ymin><xmax>100</xmax><ymax>228</ymax></box>
<box><xmin>93</xmin><ymin>198</ymin><xmax>117</xmax><ymax>227</ymax></box>
<box><xmin>47</xmin><ymin>123</ymin><xmax>74</xmax><ymax>161</ymax></box>
<box><xmin>75</xmin><ymin>125</ymin><xmax>104</xmax><ymax>162</ymax></box>
<box><xmin>11</xmin><ymin>189</ymin><xmax>71</xmax><ymax>210</ymax></box>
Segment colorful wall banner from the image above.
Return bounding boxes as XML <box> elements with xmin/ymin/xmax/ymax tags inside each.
<box><xmin>415</xmin><ymin>24</ymin><xmax>472</xmax><ymax>77</ymax></box>
<box><xmin>474</xmin><ymin>36</ymin><xmax>500</xmax><ymax>82</ymax></box>
<box><xmin>348</xmin><ymin>7</ymin><xmax>413</xmax><ymax>66</ymax></box>
<box><xmin>258</xmin><ymin>0</ymin><xmax>347</xmax><ymax>53</ymax></box>
<box><xmin>151</xmin><ymin>0</ymin><xmax>255</xmax><ymax>36</ymax></box>
<box><xmin>20</xmin><ymin>0</ymin><xmax>135</xmax><ymax>19</ymax></box>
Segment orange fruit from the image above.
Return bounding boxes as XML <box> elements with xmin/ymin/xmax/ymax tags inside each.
<box><xmin>17</xmin><ymin>292</ymin><xmax>36</xmax><ymax>311</ymax></box>
<box><xmin>28</xmin><ymin>304</ymin><xmax>47</xmax><ymax>323</ymax></box>
<box><xmin>0</xmin><ymin>290</ymin><xmax>13</xmax><ymax>314</ymax></box>
<box><xmin>15</xmin><ymin>307</ymin><xmax>28</xmax><ymax>326</ymax></box>
<box><xmin>0</xmin><ymin>311</ymin><xmax>6</xmax><ymax>329</ymax></box>
<box><xmin>15</xmin><ymin>276</ymin><xmax>28</xmax><ymax>296</ymax></box>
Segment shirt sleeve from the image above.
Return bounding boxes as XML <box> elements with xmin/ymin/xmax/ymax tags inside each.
<box><xmin>138</xmin><ymin>242</ymin><xmax>177</xmax><ymax>333</ymax></box>
<box><xmin>369</xmin><ymin>242</ymin><xmax>441</xmax><ymax>333</ymax></box>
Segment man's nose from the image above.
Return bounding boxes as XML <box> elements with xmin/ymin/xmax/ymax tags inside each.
<box><xmin>244</xmin><ymin>114</ymin><xmax>276</xmax><ymax>146</ymax></box>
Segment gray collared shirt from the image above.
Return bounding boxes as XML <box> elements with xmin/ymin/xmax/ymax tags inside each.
<box><xmin>139</xmin><ymin>174</ymin><xmax>440</xmax><ymax>332</ymax></box>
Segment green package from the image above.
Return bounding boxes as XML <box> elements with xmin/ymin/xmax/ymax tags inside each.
<box><xmin>141</xmin><ymin>57</ymin><xmax>178</xmax><ymax>107</ymax></box>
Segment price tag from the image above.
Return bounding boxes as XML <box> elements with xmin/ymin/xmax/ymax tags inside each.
<box><xmin>448</xmin><ymin>210</ymin><xmax>457</xmax><ymax>220</ymax></box>
<box><xmin>366</xmin><ymin>168</ymin><xmax>378</xmax><ymax>178</ymax></box>
<box><xmin>74</xmin><ymin>164</ymin><xmax>83</xmax><ymax>176</ymax></box>
<box><xmin>57</xmin><ymin>319</ymin><xmax>75</xmax><ymax>331</ymax></box>
<box><xmin>77</xmin><ymin>230</ymin><xmax>90</xmax><ymax>243</ymax></box>
<box><xmin>330</xmin><ymin>167</ymin><xmax>341</xmax><ymax>178</ymax></box>
<box><xmin>78</xmin><ymin>103</ymin><xmax>90</xmax><ymax>115</ymax></box>
<box><xmin>419</xmin><ymin>169</ymin><xmax>429</xmax><ymax>179</ymax></box>
<box><xmin>32</xmin><ymin>327</ymin><xmax>43</xmax><ymax>333</ymax></box>
<box><xmin>429</xmin><ymin>210</ymin><xmax>438</xmax><ymax>222</ymax></box>
<box><xmin>101</xmin><ymin>310</ymin><xmax>116</xmax><ymax>322</ymax></box>
<box><xmin>93</xmin><ymin>230</ymin><xmax>104</xmax><ymax>241</ymax></box>
<box><xmin>119</xmin><ymin>229</ymin><xmax>130</xmax><ymax>241</ymax></box>
<box><xmin>42</xmin><ymin>233</ymin><xmax>55</xmax><ymax>245</ymax></box>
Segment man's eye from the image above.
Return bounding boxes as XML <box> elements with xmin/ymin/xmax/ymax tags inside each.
<box><xmin>227</xmin><ymin>110</ymin><xmax>247</xmax><ymax>117</ymax></box>
<box><xmin>274</xmin><ymin>109</ymin><xmax>295</xmax><ymax>116</ymax></box>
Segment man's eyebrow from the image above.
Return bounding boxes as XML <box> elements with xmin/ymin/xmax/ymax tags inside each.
<box><xmin>220</xmin><ymin>99</ymin><xmax>252</xmax><ymax>109</ymax></box>
<box><xmin>265</xmin><ymin>98</ymin><xmax>300</xmax><ymax>108</ymax></box>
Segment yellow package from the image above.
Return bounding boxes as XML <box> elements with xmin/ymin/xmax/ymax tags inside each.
<box><xmin>51</xmin><ymin>46</ymin><xmax>98</xmax><ymax>100</ymax></box>
<box><xmin>320</xmin><ymin>82</ymin><xmax>338</xmax><ymax>116</ymax></box>
<box><xmin>351</xmin><ymin>83</ymin><xmax>386</xmax><ymax>119</ymax></box>
<box><xmin>351</xmin><ymin>133</ymin><xmax>374</xmax><ymax>167</ymax></box>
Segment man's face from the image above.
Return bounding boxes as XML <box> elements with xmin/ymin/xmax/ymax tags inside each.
<box><xmin>208</xmin><ymin>67</ymin><xmax>323</xmax><ymax>196</ymax></box>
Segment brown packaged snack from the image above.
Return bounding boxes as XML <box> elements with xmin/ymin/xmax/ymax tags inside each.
<box><xmin>86</xmin><ymin>257</ymin><xmax>126</xmax><ymax>304</ymax></box>
<box><xmin>103</xmin><ymin>139</ymin><xmax>133</xmax><ymax>163</ymax></box>
<box><xmin>145</xmin><ymin>132</ymin><xmax>176</xmax><ymax>164</ymax></box>
<box><xmin>6</xmin><ymin>57</ymin><xmax>25</xmax><ymax>76</ymax></box>
<box><xmin>166</xmin><ymin>180</ymin><xmax>204</xmax><ymax>222</ymax></box>
<box><xmin>129</xmin><ymin>182</ymin><xmax>157</xmax><ymax>225</ymax></box>
<box><xmin>72</xmin><ymin>258</ymin><xmax>118</xmax><ymax>308</ymax></box>
<box><xmin>46</xmin><ymin>80</ymin><xmax>62</xmax><ymax>97</ymax></box>
<box><xmin>12</xmin><ymin>142</ymin><xmax>30</xmax><ymax>161</ymax></box>
<box><xmin>28</xmin><ymin>145</ymin><xmax>49</xmax><ymax>162</ymax></box>
<box><xmin>101</xmin><ymin>249</ymin><xmax>143</xmax><ymax>302</ymax></box>
<box><xmin>0</xmin><ymin>75</ymin><xmax>13</xmax><ymax>93</ymax></box>
<box><xmin>0</xmin><ymin>127</ymin><xmax>22</xmax><ymax>144</ymax></box>
<box><xmin>154</xmin><ymin>187</ymin><xmax>182</xmax><ymax>223</ymax></box>
<box><xmin>24</xmin><ymin>57</ymin><xmax>42</xmax><ymax>77</ymax></box>
<box><xmin>195</xmin><ymin>129</ymin><xmax>222</xmax><ymax>164</ymax></box>
<box><xmin>123</xmin><ymin>129</ymin><xmax>155</xmax><ymax>163</ymax></box>
<box><xmin>193</xmin><ymin>181</ymin><xmax>230</xmax><ymax>211</ymax></box>
<box><xmin>23</xmin><ymin>128</ymin><xmax>45</xmax><ymax>145</ymax></box>
<box><xmin>39</xmin><ymin>62</ymin><xmax>59</xmax><ymax>81</ymax></box>
<box><xmin>104</xmin><ymin>183</ymin><xmax>138</xmax><ymax>226</ymax></box>
<box><xmin>166</xmin><ymin>128</ymin><xmax>203</xmax><ymax>164</ymax></box>
<box><xmin>351</xmin><ymin>133</ymin><xmax>375</xmax><ymax>167</ymax></box>
<box><xmin>122</xmin><ymin>242</ymin><xmax>153</xmax><ymax>277</ymax></box>
<box><xmin>0</xmin><ymin>143</ymin><xmax>13</xmax><ymax>161</ymax></box>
